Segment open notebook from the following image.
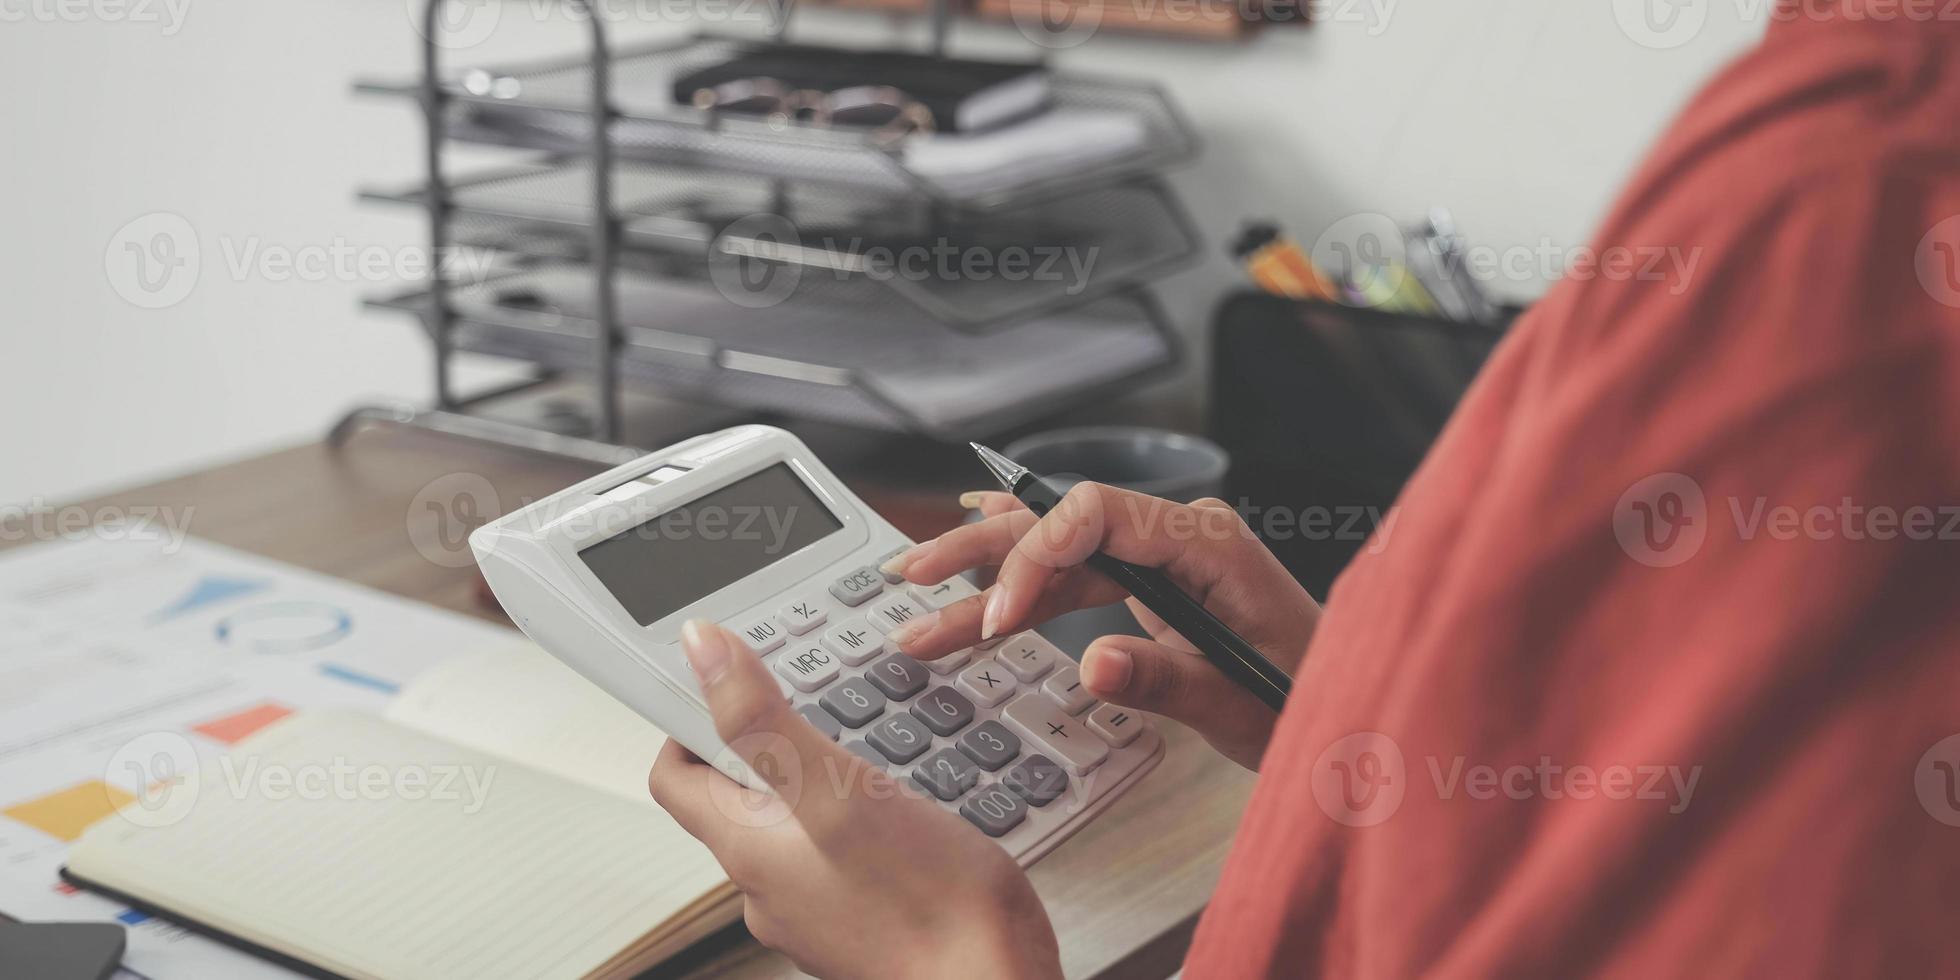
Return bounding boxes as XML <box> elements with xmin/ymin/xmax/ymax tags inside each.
<box><xmin>64</xmin><ymin>650</ymin><xmax>740</xmax><ymax>980</ymax></box>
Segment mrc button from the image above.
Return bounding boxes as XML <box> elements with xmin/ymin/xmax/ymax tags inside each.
<box><xmin>774</xmin><ymin>642</ymin><xmax>842</xmax><ymax>692</ymax></box>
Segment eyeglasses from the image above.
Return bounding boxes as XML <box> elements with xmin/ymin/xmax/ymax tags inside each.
<box><xmin>690</xmin><ymin>77</ymin><xmax>937</xmax><ymax>143</ymax></box>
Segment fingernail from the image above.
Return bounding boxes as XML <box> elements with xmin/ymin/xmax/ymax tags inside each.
<box><xmin>980</xmin><ymin>587</ymin><xmax>1008</xmax><ymax>640</ymax></box>
<box><xmin>681</xmin><ymin>619</ymin><xmax>733</xmax><ymax>686</ymax></box>
<box><xmin>879</xmin><ymin>541</ymin><xmax>933</xmax><ymax>576</ymax></box>
<box><xmin>958</xmin><ymin>491</ymin><xmax>987</xmax><ymax>510</ymax></box>
<box><xmin>884</xmin><ymin>610</ymin><xmax>941</xmax><ymax>648</ymax></box>
<box><xmin>1083</xmin><ymin>646</ymin><xmax>1133</xmax><ymax>693</ymax></box>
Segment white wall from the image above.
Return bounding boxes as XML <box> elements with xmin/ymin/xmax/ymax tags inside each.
<box><xmin>0</xmin><ymin>0</ymin><xmax>1765</xmax><ymax>507</ymax></box>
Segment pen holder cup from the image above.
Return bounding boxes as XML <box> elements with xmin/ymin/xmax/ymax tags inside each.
<box><xmin>990</xmin><ymin>427</ymin><xmax>1230</xmax><ymax>657</ymax></box>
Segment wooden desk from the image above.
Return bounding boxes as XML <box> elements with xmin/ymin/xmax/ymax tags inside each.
<box><xmin>52</xmin><ymin>425</ymin><xmax>1254</xmax><ymax>980</ymax></box>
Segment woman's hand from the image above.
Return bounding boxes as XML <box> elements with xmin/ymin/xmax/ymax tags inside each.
<box><xmin>882</xmin><ymin>486</ymin><xmax>1320</xmax><ymax>770</ymax></box>
<box><xmin>649</xmin><ymin>621</ymin><xmax>1061</xmax><ymax>980</ymax></box>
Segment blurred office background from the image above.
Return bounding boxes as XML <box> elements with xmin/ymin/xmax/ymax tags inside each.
<box><xmin>0</xmin><ymin>0</ymin><xmax>1765</xmax><ymax>506</ymax></box>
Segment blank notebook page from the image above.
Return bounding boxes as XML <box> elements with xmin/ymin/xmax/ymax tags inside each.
<box><xmin>70</xmin><ymin>710</ymin><xmax>727</xmax><ymax>980</ymax></box>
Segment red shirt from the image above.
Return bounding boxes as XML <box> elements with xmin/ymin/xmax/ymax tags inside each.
<box><xmin>1188</xmin><ymin>6</ymin><xmax>1960</xmax><ymax>977</ymax></box>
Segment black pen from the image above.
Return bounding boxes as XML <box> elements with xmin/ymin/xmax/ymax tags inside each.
<box><xmin>970</xmin><ymin>443</ymin><xmax>1292</xmax><ymax>712</ymax></box>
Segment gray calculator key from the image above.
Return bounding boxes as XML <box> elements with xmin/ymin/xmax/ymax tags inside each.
<box><xmin>797</xmin><ymin>704</ymin><xmax>842</xmax><ymax>742</ymax></box>
<box><xmin>1004</xmin><ymin>755</ymin><xmax>1069</xmax><ymax>807</ymax></box>
<box><xmin>910</xmin><ymin>686</ymin><xmax>976</xmax><ymax>736</ymax></box>
<box><xmin>956</xmin><ymin>720</ymin><xmax>1021</xmax><ymax>771</ymax></box>
<box><xmin>867</xmin><ymin>713</ymin><xmax>932</xmax><ymax>764</ymax></box>
<box><xmin>878</xmin><ymin>546</ymin><xmax>909</xmax><ymax>583</ymax></box>
<box><xmin>829</xmin><ymin>566</ymin><xmax>884</xmax><ymax>607</ymax></box>
<box><xmin>845</xmin><ymin>740</ymin><xmax>885</xmax><ymax>767</ymax></box>
<box><xmin>819</xmin><ymin>677</ymin><xmax>887</xmax><ymax>729</ymax></box>
<box><xmin>910</xmin><ymin>748</ymin><xmax>979</xmax><ymax>802</ymax></box>
<box><xmin>865</xmin><ymin>653</ymin><xmax>929</xmax><ymax>701</ymax></box>
<box><xmin>959</xmin><ymin>784</ymin><xmax>1028</xmax><ymax>837</ymax></box>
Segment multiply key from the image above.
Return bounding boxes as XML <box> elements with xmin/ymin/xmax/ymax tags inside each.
<box><xmin>955</xmin><ymin>661</ymin><xmax>1015</xmax><ymax>708</ymax></box>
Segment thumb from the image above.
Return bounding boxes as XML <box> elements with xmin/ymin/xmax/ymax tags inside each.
<box><xmin>1079</xmin><ymin>634</ymin><xmax>1277</xmax><ymax>749</ymax></box>
<box><xmin>679</xmin><ymin>620</ymin><xmax>857</xmax><ymax>830</ymax></box>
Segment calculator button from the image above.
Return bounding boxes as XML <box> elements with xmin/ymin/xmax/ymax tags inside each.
<box><xmin>910</xmin><ymin>686</ymin><xmax>976</xmax><ymax>736</ymax></box>
<box><xmin>865</xmin><ymin>653</ymin><xmax>929</xmax><ymax>701</ymax></box>
<box><xmin>1041</xmin><ymin>665</ymin><xmax>1096</xmax><ymax>716</ymax></box>
<box><xmin>1086</xmin><ymin>703</ymin><xmax>1144</xmax><ymax>748</ymax></box>
<box><xmin>819</xmin><ymin>677</ymin><xmax>887</xmax><ymax>729</ymax></box>
<box><xmin>778</xmin><ymin>599</ymin><xmax>828</xmax><ymax>635</ymax></box>
<box><xmin>924</xmin><ymin>647</ymin><xmax>972</xmax><ymax>675</ymax></box>
<box><xmin>997</xmin><ymin>633</ymin><xmax>1061</xmax><ymax>683</ymax></box>
<box><xmin>1003</xmin><ymin>694</ymin><xmax>1107</xmax><ymax>775</ymax></box>
<box><xmin>910</xmin><ymin>749</ymin><xmax>979</xmax><ymax>802</ymax></box>
<box><xmin>955</xmin><ymin>661</ymin><xmax>1016</xmax><ymax>708</ymax></box>
<box><xmin>956</xmin><ymin>720</ymin><xmax>1021</xmax><ymax>771</ymax></box>
<box><xmin>866</xmin><ymin>594</ymin><xmax>928</xmax><ymax>634</ymax></box>
<box><xmin>829</xmin><ymin>566</ymin><xmax>885</xmax><ymax>607</ymax></box>
<box><xmin>736</xmin><ymin>617</ymin><xmax>785</xmax><ymax>654</ymax></box>
<box><xmin>774</xmin><ymin>641</ymin><xmax>842</xmax><ymax>693</ymax></box>
<box><xmin>877</xmin><ymin>546</ymin><xmax>910</xmax><ymax>583</ymax></box>
<box><xmin>867</xmin><ymin>713</ymin><xmax>931</xmax><ymax>764</ymax></box>
<box><xmin>959</xmin><ymin>784</ymin><xmax>1028</xmax><ymax>837</ymax></box>
<box><xmin>974</xmin><ymin>635</ymin><xmax>1006</xmax><ymax>651</ymax></box>
<box><xmin>845</xmin><ymin>740</ymin><xmax>886</xmax><ymax>767</ymax></box>
<box><xmin>797</xmin><ymin>704</ymin><xmax>842</xmax><ymax>742</ymax></box>
<box><xmin>910</xmin><ymin>576</ymin><xmax>979</xmax><ymax>611</ymax></box>
<box><xmin>821</xmin><ymin>617</ymin><xmax>884</xmax><ymax>666</ymax></box>
<box><xmin>1003</xmin><ymin>755</ymin><xmax>1070</xmax><ymax>807</ymax></box>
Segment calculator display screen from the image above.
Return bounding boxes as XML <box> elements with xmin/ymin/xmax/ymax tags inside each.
<box><xmin>580</xmin><ymin>464</ymin><xmax>843</xmax><ymax>626</ymax></box>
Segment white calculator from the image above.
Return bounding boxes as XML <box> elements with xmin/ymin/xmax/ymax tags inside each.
<box><xmin>471</xmin><ymin>425</ymin><xmax>1162</xmax><ymax>863</ymax></box>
